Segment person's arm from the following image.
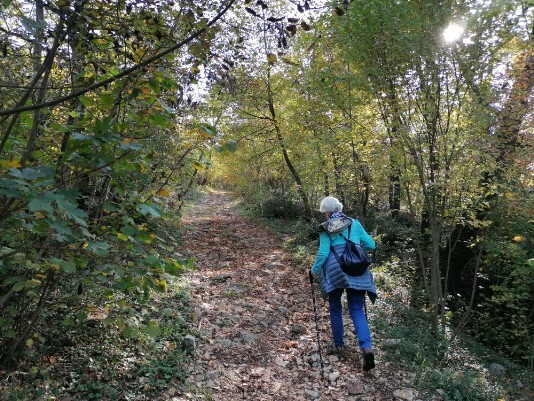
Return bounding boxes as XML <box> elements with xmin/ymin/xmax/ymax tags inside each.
<box><xmin>352</xmin><ymin>220</ymin><xmax>376</xmax><ymax>251</ymax></box>
<box><xmin>311</xmin><ymin>231</ymin><xmax>331</xmax><ymax>275</ymax></box>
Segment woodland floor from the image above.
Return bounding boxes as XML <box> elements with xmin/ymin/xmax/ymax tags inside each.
<box><xmin>177</xmin><ymin>190</ymin><xmax>430</xmax><ymax>401</ymax></box>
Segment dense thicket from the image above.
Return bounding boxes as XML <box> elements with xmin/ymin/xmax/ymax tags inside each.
<box><xmin>209</xmin><ymin>0</ymin><xmax>533</xmax><ymax>367</ymax></box>
<box><xmin>0</xmin><ymin>0</ymin><xmax>238</xmax><ymax>362</ymax></box>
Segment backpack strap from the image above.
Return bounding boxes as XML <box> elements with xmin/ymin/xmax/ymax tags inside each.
<box><xmin>329</xmin><ymin>222</ymin><xmax>353</xmax><ymax>265</ymax></box>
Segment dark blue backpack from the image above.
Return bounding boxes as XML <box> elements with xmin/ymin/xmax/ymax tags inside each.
<box><xmin>330</xmin><ymin>223</ymin><xmax>372</xmax><ymax>276</ymax></box>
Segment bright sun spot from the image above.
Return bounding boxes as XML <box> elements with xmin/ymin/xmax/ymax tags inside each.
<box><xmin>443</xmin><ymin>23</ymin><xmax>465</xmax><ymax>43</ymax></box>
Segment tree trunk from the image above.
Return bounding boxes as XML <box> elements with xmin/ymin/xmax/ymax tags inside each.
<box><xmin>266</xmin><ymin>72</ymin><xmax>312</xmax><ymax>220</ymax></box>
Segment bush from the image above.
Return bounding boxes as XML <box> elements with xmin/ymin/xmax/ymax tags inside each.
<box><xmin>259</xmin><ymin>196</ymin><xmax>303</xmax><ymax>219</ymax></box>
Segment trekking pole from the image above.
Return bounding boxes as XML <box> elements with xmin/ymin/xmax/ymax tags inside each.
<box><xmin>308</xmin><ymin>270</ymin><xmax>325</xmax><ymax>381</ymax></box>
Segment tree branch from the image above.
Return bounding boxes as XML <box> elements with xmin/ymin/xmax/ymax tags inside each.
<box><xmin>0</xmin><ymin>0</ymin><xmax>237</xmax><ymax>117</ymax></box>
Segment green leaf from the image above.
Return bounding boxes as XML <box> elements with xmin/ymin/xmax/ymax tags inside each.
<box><xmin>79</xmin><ymin>96</ymin><xmax>93</xmax><ymax>107</ymax></box>
<box><xmin>86</xmin><ymin>242</ymin><xmax>111</xmax><ymax>256</ymax></box>
<box><xmin>198</xmin><ymin>124</ymin><xmax>217</xmax><ymax>137</ymax></box>
<box><xmin>61</xmin><ymin>261</ymin><xmax>76</xmax><ymax>273</ymax></box>
<box><xmin>28</xmin><ymin>193</ymin><xmax>55</xmax><ymax>213</ymax></box>
<box><xmin>50</xmin><ymin>221</ymin><xmax>73</xmax><ymax>236</ymax></box>
<box><xmin>222</xmin><ymin>140</ymin><xmax>238</xmax><ymax>152</ymax></box>
<box><xmin>192</xmin><ymin>161</ymin><xmax>205</xmax><ymax>171</ymax></box>
<box><xmin>99</xmin><ymin>94</ymin><xmax>115</xmax><ymax>110</ymax></box>
<box><xmin>118</xmin><ymin>141</ymin><xmax>142</xmax><ymax>151</ymax></box>
<box><xmin>62</xmin><ymin>317</ymin><xmax>76</xmax><ymax>326</ymax></box>
<box><xmin>56</xmin><ymin>197</ymin><xmax>88</xmax><ymax>227</ymax></box>
<box><xmin>12</xmin><ymin>167</ymin><xmax>55</xmax><ymax>180</ymax></box>
<box><xmin>149</xmin><ymin>113</ymin><xmax>169</xmax><ymax>127</ymax></box>
<box><xmin>12</xmin><ymin>280</ymin><xmax>26</xmax><ymax>292</ymax></box>
<box><xmin>76</xmin><ymin>312</ymin><xmax>88</xmax><ymax>322</ymax></box>
<box><xmin>145</xmin><ymin>322</ymin><xmax>160</xmax><ymax>337</ymax></box>
<box><xmin>122</xmin><ymin>326</ymin><xmax>135</xmax><ymax>338</ymax></box>
<box><xmin>137</xmin><ymin>203</ymin><xmax>163</xmax><ymax>218</ymax></box>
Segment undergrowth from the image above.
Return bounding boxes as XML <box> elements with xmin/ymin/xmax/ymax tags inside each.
<box><xmin>0</xmin><ymin>192</ymin><xmax>203</xmax><ymax>401</ymax></box>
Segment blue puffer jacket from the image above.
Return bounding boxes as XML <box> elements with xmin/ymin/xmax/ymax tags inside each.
<box><xmin>311</xmin><ymin>218</ymin><xmax>377</xmax><ymax>303</ymax></box>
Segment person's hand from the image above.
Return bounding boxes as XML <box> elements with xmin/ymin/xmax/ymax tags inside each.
<box><xmin>309</xmin><ymin>269</ymin><xmax>319</xmax><ymax>283</ymax></box>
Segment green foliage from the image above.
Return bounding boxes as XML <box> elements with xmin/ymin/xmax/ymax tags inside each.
<box><xmin>0</xmin><ymin>0</ymin><xmax>234</xmax><ymax>363</ymax></box>
<box><xmin>459</xmin><ymin>189</ymin><xmax>534</xmax><ymax>366</ymax></box>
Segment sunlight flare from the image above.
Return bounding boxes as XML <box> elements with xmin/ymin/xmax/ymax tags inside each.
<box><xmin>443</xmin><ymin>23</ymin><xmax>465</xmax><ymax>43</ymax></box>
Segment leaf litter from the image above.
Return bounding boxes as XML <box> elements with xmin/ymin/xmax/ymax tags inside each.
<box><xmin>178</xmin><ymin>191</ymin><xmax>428</xmax><ymax>401</ymax></box>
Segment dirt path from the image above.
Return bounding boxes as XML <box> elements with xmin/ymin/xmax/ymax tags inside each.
<box><xmin>176</xmin><ymin>191</ymin><xmax>403</xmax><ymax>401</ymax></box>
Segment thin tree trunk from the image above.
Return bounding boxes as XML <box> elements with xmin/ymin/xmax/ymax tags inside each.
<box><xmin>266</xmin><ymin>71</ymin><xmax>312</xmax><ymax>220</ymax></box>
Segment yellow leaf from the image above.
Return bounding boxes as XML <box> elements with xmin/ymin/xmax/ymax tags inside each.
<box><xmin>192</xmin><ymin>161</ymin><xmax>205</xmax><ymax>171</ymax></box>
<box><xmin>26</xmin><ymin>338</ymin><xmax>34</xmax><ymax>348</ymax></box>
<box><xmin>512</xmin><ymin>235</ymin><xmax>525</xmax><ymax>243</ymax></box>
<box><xmin>281</xmin><ymin>56</ymin><xmax>299</xmax><ymax>66</ymax></box>
<box><xmin>36</xmin><ymin>274</ymin><xmax>47</xmax><ymax>279</ymax></box>
<box><xmin>122</xmin><ymin>138</ymin><xmax>132</xmax><ymax>144</ymax></box>
<box><xmin>34</xmin><ymin>211</ymin><xmax>46</xmax><ymax>219</ymax></box>
<box><xmin>157</xmin><ymin>188</ymin><xmax>170</xmax><ymax>197</ymax></box>
<box><xmin>0</xmin><ymin>160</ymin><xmax>21</xmax><ymax>168</ymax></box>
<box><xmin>166</xmin><ymin>342</ymin><xmax>176</xmax><ymax>351</ymax></box>
<box><xmin>141</xmin><ymin>87</ymin><xmax>151</xmax><ymax>94</ymax></box>
<box><xmin>149</xmin><ymin>233</ymin><xmax>157</xmax><ymax>239</ymax></box>
<box><xmin>117</xmin><ymin>233</ymin><xmax>128</xmax><ymax>241</ymax></box>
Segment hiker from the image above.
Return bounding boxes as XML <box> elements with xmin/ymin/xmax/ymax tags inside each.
<box><xmin>310</xmin><ymin>196</ymin><xmax>377</xmax><ymax>371</ymax></box>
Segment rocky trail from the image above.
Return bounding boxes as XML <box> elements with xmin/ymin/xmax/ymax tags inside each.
<box><xmin>177</xmin><ymin>191</ymin><xmax>425</xmax><ymax>401</ymax></box>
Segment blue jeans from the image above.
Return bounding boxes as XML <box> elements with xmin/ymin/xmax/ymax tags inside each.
<box><xmin>328</xmin><ymin>288</ymin><xmax>372</xmax><ymax>350</ymax></box>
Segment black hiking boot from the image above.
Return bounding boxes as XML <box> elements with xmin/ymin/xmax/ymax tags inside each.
<box><xmin>362</xmin><ymin>351</ymin><xmax>375</xmax><ymax>371</ymax></box>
